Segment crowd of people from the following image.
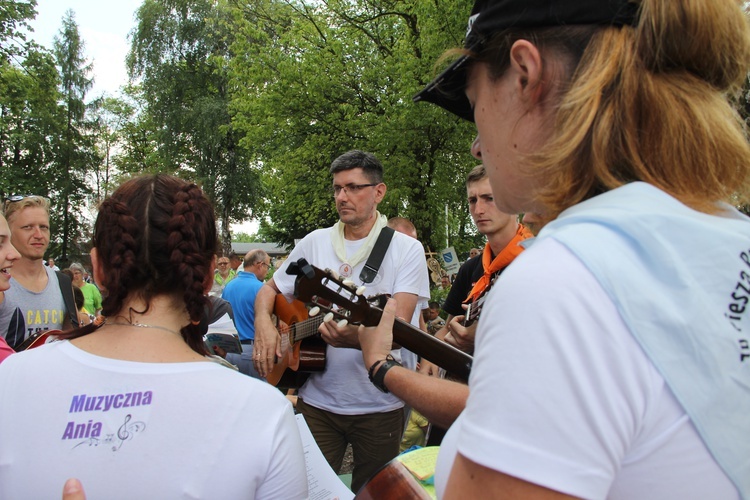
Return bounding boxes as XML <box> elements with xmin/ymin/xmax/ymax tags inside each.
<box><xmin>1</xmin><ymin>0</ymin><xmax>749</xmax><ymax>498</ymax></box>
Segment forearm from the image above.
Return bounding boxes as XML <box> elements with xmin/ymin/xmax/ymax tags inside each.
<box><xmin>254</xmin><ymin>282</ymin><xmax>279</xmax><ymax>330</ymax></box>
<box><xmin>377</xmin><ymin>364</ymin><xmax>468</xmax><ymax>428</ymax></box>
<box><xmin>253</xmin><ymin>280</ymin><xmax>283</xmax><ymax>377</ymax></box>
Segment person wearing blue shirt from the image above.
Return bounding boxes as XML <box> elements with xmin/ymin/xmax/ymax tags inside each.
<box><xmin>221</xmin><ymin>249</ymin><xmax>271</xmax><ymax>379</ymax></box>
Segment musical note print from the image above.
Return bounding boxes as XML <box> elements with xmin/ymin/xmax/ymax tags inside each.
<box><xmin>112</xmin><ymin>414</ymin><xmax>146</xmax><ymax>451</ymax></box>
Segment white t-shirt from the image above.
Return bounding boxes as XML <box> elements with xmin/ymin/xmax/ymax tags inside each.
<box><xmin>273</xmin><ymin>226</ymin><xmax>430</xmax><ymax>414</ymax></box>
<box><xmin>435</xmin><ymin>239</ymin><xmax>736</xmax><ymax>499</ymax></box>
<box><xmin>0</xmin><ymin>341</ymin><xmax>308</xmax><ymax>499</ymax></box>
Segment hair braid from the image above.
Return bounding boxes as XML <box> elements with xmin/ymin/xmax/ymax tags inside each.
<box><xmin>167</xmin><ymin>182</ymin><xmax>212</xmax><ymax>355</ymax></box>
<box><xmin>96</xmin><ymin>198</ymin><xmax>142</xmax><ymax>318</ymax></box>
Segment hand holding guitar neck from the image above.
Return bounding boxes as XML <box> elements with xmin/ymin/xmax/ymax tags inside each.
<box><xmin>358</xmin><ymin>297</ymin><xmax>399</xmax><ymax>369</ymax></box>
<box><xmin>444</xmin><ymin>315</ymin><xmax>477</xmax><ymax>354</ymax></box>
<box><xmin>318</xmin><ymin>312</ymin><xmax>360</xmax><ymax>349</ymax></box>
<box><xmin>287</xmin><ymin>258</ymin><xmax>472</xmax><ymax>379</ymax></box>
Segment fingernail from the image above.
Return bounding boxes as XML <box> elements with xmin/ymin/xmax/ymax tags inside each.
<box><xmin>64</xmin><ymin>478</ymin><xmax>81</xmax><ymax>494</ymax></box>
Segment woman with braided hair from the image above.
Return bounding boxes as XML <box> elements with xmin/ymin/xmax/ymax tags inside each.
<box><xmin>0</xmin><ymin>175</ymin><xmax>307</xmax><ymax>499</ymax></box>
<box><xmin>360</xmin><ymin>0</ymin><xmax>750</xmax><ymax>498</ymax></box>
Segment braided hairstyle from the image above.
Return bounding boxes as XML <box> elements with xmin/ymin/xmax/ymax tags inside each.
<box><xmin>91</xmin><ymin>175</ymin><xmax>217</xmax><ymax>355</ymax></box>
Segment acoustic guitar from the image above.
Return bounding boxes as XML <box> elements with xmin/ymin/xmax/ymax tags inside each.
<box><xmin>354</xmin><ymin>457</ymin><xmax>433</xmax><ymax>499</ymax></box>
<box><xmin>287</xmin><ymin>259</ymin><xmax>473</xmax><ymax>380</ymax></box>
<box><xmin>265</xmin><ymin>294</ymin><xmax>327</xmax><ymax>388</ymax></box>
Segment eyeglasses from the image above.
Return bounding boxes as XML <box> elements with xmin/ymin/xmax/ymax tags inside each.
<box><xmin>218</xmin><ymin>261</ymin><xmax>230</xmax><ymax>265</ymax></box>
<box><xmin>330</xmin><ymin>183</ymin><xmax>378</xmax><ymax>196</ymax></box>
<box><xmin>258</xmin><ymin>262</ymin><xmax>270</xmax><ymax>268</ymax></box>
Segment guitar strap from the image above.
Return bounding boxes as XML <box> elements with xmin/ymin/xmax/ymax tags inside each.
<box><xmin>359</xmin><ymin>226</ymin><xmax>395</xmax><ymax>284</ymax></box>
<box><xmin>56</xmin><ymin>271</ymin><xmax>80</xmax><ymax>328</ymax></box>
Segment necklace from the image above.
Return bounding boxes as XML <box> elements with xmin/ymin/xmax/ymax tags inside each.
<box><xmin>105</xmin><ymin>321</ymin><xmax>181</xmax><ymax>336</ymax></box>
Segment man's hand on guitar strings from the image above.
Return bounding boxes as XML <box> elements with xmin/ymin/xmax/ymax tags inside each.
<box><xmin>358</xmin><ymin>297</ymin><xmax>397</xmax><ymax>369</ymax></box>
<box><xmin>253</xmin><ymin>315</ymin><xmax>283</xmax><ymax>378</ymax></box>
<box><xmin>444</xmin><ymin>316</ymin><xmax>477</xmax><ymax>354</ymax></box>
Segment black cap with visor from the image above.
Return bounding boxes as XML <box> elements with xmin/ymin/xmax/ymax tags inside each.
<box><xmin>412</xmin><ymin>0</ymin><xmax>639</xmax><ymax>122</ymax></box>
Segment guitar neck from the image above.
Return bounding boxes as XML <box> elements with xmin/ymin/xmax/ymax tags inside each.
<box><xmin>286</xmin><ymin>258</ymin><xmax>473</xmax><ymax>380</ymax></box>
<box><xmin>390</xmin><ymin>317</ymin><xmax>472</xmax><ymax>379</ymax></box>
<box><xmin>291</xmin><ymin>315</ymin><xmax>325</xmax><ymax>343</ymax></box>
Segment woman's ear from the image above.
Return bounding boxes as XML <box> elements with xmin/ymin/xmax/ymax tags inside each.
<box><xmin>509</xmin><ymin>39</ymin><xmax>545</xmax><ymax>105</ymax></box>
<box><xmin>90</xmin><ymin>248</ymin><xmax>106</xmax><ymax>293</ymax></box>
<box><xmin>203</xmin><ymin>255</ymin><xmax>217</xmax><ymax>293</ymax></box>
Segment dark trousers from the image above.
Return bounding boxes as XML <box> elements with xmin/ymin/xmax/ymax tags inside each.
<box><xmin>297</xmin><ymin>398</ymin><xmax>404</xmax><ymax>493</ymax></box>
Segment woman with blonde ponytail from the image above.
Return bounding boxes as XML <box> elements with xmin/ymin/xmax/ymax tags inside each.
<box><xmin>358</xmin><ymin>0</ymin><xmax>750</xmax><ymax>498</ymax></box>
<box><xmin>0</xmin><ymin>175</ymin><xmax>307</xmax><ymax>498</ymax></box>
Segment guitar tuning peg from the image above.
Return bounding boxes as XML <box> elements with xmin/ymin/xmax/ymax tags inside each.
<box><xmin>337</xmin><ymin>319</ymin><xmax>348</xmax><ymax>329</ymax></box>
<box><xmin>356</xmin><ymin>285</ymin><xmax>366</xmax><ymax>296</ymax></box>
<box><xmin>330</xmin><ymin>270</ymin><xmax>340</xmax><ymax>280</ymax></box>
<box><xmin>323</xmin><ymin>312</ymin><xmax>335</xmax><ymax>323</ymax></box>
<box><xmin>342</xmin><ymin>279</ymin><xmax>355</xmax><ymax>288</ymax></box>
<box><xmin>309</xmin><ymin>306</ymin><xmax>320</xmax><ymax>317</ymax></box>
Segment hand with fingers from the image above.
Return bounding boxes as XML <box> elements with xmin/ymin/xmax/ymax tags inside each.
<box><xmin>443</xmin><ymin>315</ymin><xmax>477</xmax><ymax>354</ymax></box>
<box><xmin>318</xmin><ymin>313</ymin><xmax>361</xmax><ymax>348</ymax></box>
<box><xmin>358</xmin><ymin>297</ymin><xmax>397</xmax><ymax>370</ymax></box>
<box><xmin>253</xmin><ymin>315</ymin><xmax>282</xmax><ymax>378</ymax></box>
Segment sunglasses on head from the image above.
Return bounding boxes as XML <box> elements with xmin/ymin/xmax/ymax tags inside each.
<box><xmin>4</xmin><ymin>195</ymin><xmax>34</xmax><ymax>203</ymax></box>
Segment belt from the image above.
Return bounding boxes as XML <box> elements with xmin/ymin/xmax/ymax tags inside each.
<box><xmin>240</xmin><ymin>339</ymin><xmax>255</xmax><ymax>345</ymax></box>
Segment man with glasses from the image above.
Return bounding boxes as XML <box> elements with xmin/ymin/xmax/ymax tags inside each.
<box><xmin>219</xmin><ymin>249</ymin><xmax>272</xmax><ymax>379</ymax></box>
<box><xmin>253</xmin><ymin>150</ymin><xmax>430</xmax><ymax>493</ymax></box>
<box><xmin>210</xmin><ymin>256</ymin><xmax>236</xmax><ymax>296</ymax></box>
<box><xmin>0</xmin><ymin>196</ymin><xmax>77</xmax><ymax>349</ymax></box>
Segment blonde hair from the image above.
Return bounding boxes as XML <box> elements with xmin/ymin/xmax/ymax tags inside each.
<box><xmin>530</xmin><ymin>0</ymin><xmax>750</xmax><ymax>218</ymax></box>
<box><xmin>3</xmin><ymin>196</ymin><xmax>50</xmax><ymax>224</ymax></box>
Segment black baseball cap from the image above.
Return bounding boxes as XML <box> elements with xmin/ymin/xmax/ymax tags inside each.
<box><xmin>413</xmin><ymin>0</ymin><xmax>639</xmax><ymax>122</ymax></box>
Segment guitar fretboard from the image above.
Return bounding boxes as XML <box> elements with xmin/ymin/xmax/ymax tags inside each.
<box><xmin>291</xmin><ymin>315</ymin><xmax>325</xmax><ymax>343</ymax></box>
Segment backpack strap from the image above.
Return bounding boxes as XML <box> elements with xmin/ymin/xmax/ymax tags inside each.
<box><xmin>359</xmin><ymin>226</ymin><xmax>395</xmax><ymax>284</ymax></box>
<box><xmin>56</xmin><ymin>271</ymin><xmax>80</xmax><ymax>328</ymax></box>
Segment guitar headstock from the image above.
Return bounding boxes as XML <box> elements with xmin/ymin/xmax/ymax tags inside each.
<box><xmin>287</xmin><ymin>258</ymin><xmax>381</xmax><ymax>327</ymax></box>
<box><xmin>463</xmin><ymin>271</ymin><xmax>503</xmax><ymax>327</ymax></box>
<box><xmin>287</xmin><ymin>258</ymin><xmax>473</xmax><ymax>379</ymax></box>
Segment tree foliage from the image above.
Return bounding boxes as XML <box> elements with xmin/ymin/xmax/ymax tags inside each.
<box><xmin>127</xmin><ymin>0</ymin><xmax>265</xmax><ymax>255</ymax></box>
<box><xmin>227</xmin><ymin>0</ymin><xmax>479</xmax><ymax>251</ymax></box>
<box><xmin>53</xmin><ymin>9</ymin><xmax>95</xmax><ymax>263</ymax></box>
<box><xmin>0</xmin><ymin>0</ymin><xmax>37</xmax><ymax>63</ymax></box>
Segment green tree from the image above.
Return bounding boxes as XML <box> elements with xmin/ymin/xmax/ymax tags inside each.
<box><xmin>108</xmin><ymin>83</ymin><xmax>163</xmax><ymax>176</ymax></box>
<box><xmin>0</xmin><ymin>0</ymin><xmax>37</xmax><ymax>63</ymax></box>
<box><xmin>0</xmin><ymin>47</ymin><xmax>62</xmax><ymax>199</ymax></box>
<box><xmin>87</xmin><ymin>94</ymin><xmax>134</xmax><ymax>203</ymax></box>
<box><xmin>228</xmin><ymin>0</ymin><xmax>477</xmax><ymax>249</ymax></box>
<box><xmin>127</xmin><ymin>0</ymin><xmax>264</xmax><ymax>255</ymax></box>
<box><xmin>53</xmin><ymin>9</ymin><xmax>95</xmax><ymax>264</ymax></box>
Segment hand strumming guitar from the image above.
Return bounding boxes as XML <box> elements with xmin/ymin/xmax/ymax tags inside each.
<box><xmin>443</xmin><ymin>315</ymin><xmax>477</xmax><ymax>354</ymax></box>
<box><xmin>253</xmin><ymin>281</ymin><xmax>284</xmax><ymax>378</ymax></box>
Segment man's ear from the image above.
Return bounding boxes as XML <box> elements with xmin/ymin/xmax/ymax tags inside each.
<box><xmin>90</xmin><ymin>248</ymin><xmax>106</xmax><ymax>293</ymax></box>
<box><xmin>374</xmin><ymin>183</ymin><xmax>387</xmax><ymax>204</ymax></box>
<box><xmin>509</xmin><ymin>39</ymin><xmax>545</xmax><ymax>105</ymax></box>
